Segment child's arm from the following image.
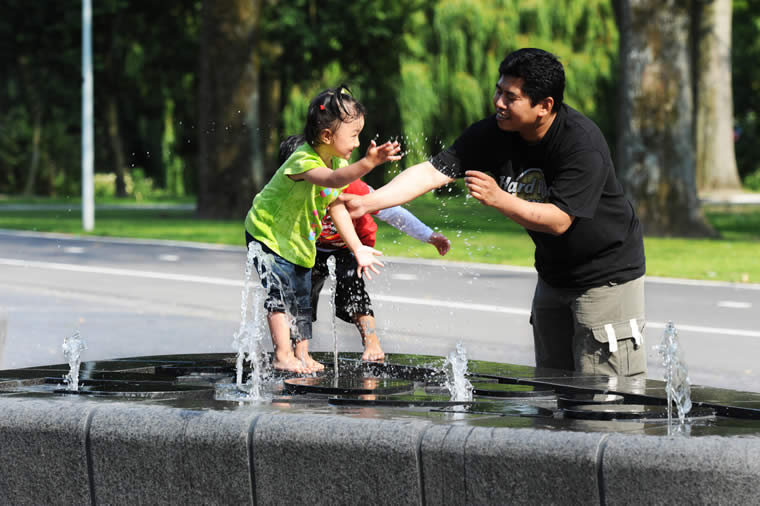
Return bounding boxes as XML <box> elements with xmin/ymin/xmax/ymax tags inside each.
<box><xmin>328</xmin><ymin>200</ymin><xmax>384</xmax><ymax>279</ymax></box>
<box><xmin>375</xmin><ymin>205</ymin><xmax>451</xmax><ymax>256</ymax></box>
<box><xmin>295</xmin><ymin>140</ymin><xmax>402</xmax><ymax>187</ymax></box>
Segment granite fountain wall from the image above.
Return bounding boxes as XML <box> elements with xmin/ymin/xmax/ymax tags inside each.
<box><xmin>1</xmin><ymin>353</ymin><xmax>760</xmax><ymax>505</ymax></box>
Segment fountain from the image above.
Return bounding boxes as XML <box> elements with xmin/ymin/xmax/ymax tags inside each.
<box><xmin>3</xmin><ymin>344</ymin><xmax>760</xmax><ymax>504</ymax></box>
<box><xmin>231</xmin><ymin>242</ymin><xmax>274</xmax><ymax>400</ymax></box>
<box><xmin>442</xmin><ymin>341</ymin><xmax>473</xmax><ymax>402</ymax></box>
<box><xmin>658</xmin><ymin>320</ymin><xmax>692</xmax><ymax>435</ymax></box>
<box><xmin>326</xmin><ymin>255</ymin><xmax>339</xmax><ymax>379</ymax></box>
<box><xmin>61</xmin><ymin>331</ymin><xmax>87</xmax><ymax>391</ymax></box>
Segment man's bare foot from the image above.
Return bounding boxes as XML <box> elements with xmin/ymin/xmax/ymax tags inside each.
<box><xmin>272</xmin><ymin>354</ymin><xmax>310</xmax><ymax>374</ymax></box>
<box><xmin>362</xmin><ymin>337</ymin><xmax>385</xmax><ymax>362</ymax></box>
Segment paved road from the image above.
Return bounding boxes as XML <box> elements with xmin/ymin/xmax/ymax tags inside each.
<box><xmin>1</xmin><ymin>229</ymin><xmax>758</xmax><ymax>392</ymax></box>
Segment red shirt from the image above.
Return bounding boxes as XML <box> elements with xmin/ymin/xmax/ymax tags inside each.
<box><xmin>317</xmin><ymin>179</ymin><xmax>377</xmax><ymax>249</ymax></box>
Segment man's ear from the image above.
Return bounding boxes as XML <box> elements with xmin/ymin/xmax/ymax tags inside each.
<box><xmin>319</xmin><ymin>128</ymin><xmax>333</xmax><ymax>145</ymax></box>
<box><xmin>538</xmin><ymin>97</ymin><xmax>554</xmax><ymax>117</ymax></box>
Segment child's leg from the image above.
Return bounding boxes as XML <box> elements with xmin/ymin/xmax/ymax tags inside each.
<box><xmin>293</xmin><ymin>338</ymin><xmax>325</xmax><ymax>372</ymax></box>
<box><xmin>268</xmin><ymin>312</ymin><xmax>309</xmax><ymax>373</ymax></box>
<box><xmin>332</xmin><ymin>250</ymin><xmax>382</xmax><ymax>361</ymax></box>
<box><xmin>354</xmin><ymin>314</ymin><xmax>384</xmax><ymax>361</ymax></box>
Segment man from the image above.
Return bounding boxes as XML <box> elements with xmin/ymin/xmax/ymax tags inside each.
<box><xmin>345</xmin><ymin>48</ymin><xmax>646</xmax><ymax>377</ymax></box>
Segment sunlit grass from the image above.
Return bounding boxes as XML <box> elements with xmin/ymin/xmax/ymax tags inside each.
<box><xmin>0</xmin><ymin>197</ymin><xmax>757</xmax><ymax>283</ymax></box>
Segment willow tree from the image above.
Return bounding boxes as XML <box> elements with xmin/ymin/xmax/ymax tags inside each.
<box><xmin>695</xmin><ymin>0</ymin><xmax>742</xmax><ymax>192</ymax></box>
<box><xmin>613</xmin><ymin>0</ymin><xmax>715</xmax><ymax>237</ymax></box>
<box><xmin>398</xmin><ymin>0</ymin><xmax>619</xmax><ymax>166</ymax></box>
<box><xmin>197</xmin><ymin>0</ymin><xmax>263</xmax><ymax>219</ymax></box>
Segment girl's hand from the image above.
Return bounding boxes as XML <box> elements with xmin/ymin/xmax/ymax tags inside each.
<box><xmin>365</xmin><ymin>140</ymin><xmax>402</xmax><ymax>167</ymax></box>
<box><xmin>354</xmin><ymin>245</ymin><xmax>384</xmax><ymax>279</ymax></box>
<box><xmin>464</xmin><ymin>170</ymin><xmax>506</xmax><ymax>208</ymax></box>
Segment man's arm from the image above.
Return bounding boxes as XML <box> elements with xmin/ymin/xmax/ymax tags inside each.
<box><xmin>344</xmin><ymin>161</ymin><xmax>453</xmax><ymax>218</ymax></box>
<box><xmin>465</xmin><ymin>170</ymin><xmax>574</xmax><ymax>235</ymax></box>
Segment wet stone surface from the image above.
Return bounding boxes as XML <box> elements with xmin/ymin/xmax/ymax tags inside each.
<box><xmin>2</xmin><ymin>352</ymin><xmax>760</xmax><ymax>436</ymax></box>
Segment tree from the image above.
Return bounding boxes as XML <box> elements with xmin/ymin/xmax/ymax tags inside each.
<box><xmin>197</xmin><ymin>0</ymin><xmax>262</xmax><ymax>219</ymax></box>
<box><xmin>695</xmin><ymin>0</ymin><xmax>742</xmax><ymax>192</ymax></box>
<box><xmin>613</xmin><ymin>0</ymin><xmax>715</xmax><ymax>237</ymax></box>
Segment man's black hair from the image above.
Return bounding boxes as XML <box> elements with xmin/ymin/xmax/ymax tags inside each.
<box><xmin>498</xmin><ymin>48</ymin><xmax>565</xmax><ymax>111</ymax></box>
<box><xmin>303</xmin><ymin>84</ymin><xmax>366</xmax><ymax>147</ymax></box>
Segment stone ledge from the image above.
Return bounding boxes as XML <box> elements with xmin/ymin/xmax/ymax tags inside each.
<box><xmin>1</xmin><ymin>397</ymin><xmax>760</xmax><ymax>505</ymax></box>
<box><xmin>602</xmin><ymin>434</ymin><xmax>760</xmax><ymax>505</ymax></box>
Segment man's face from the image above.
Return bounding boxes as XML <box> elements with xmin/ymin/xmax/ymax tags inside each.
<box><xmin>492</xmin><ymin>75</ymin><xmax>541</xmax><ymax>133</ymax></box>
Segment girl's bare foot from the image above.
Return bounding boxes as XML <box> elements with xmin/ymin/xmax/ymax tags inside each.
<box><xmin>272</xmin><ymin>353</ymin><xmax>310</xmax><ymax>374</ymax></box>
<box><xmin>303</xmin><ymin>354</ymin><xmax>325</xmax><ymax>372</ymax></box>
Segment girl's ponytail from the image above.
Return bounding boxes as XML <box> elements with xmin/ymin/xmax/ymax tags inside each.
<box><xmin>303</xmin><ymin>84</ymin><xmax>366</xmax><ymax>147</ymax></box>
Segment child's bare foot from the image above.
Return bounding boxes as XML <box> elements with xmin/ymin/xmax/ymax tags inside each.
<box><xmin>362</xmin><ymin>336</ymin><xmax>385</xmax><ymax>362</ymax></box>
<box><xmin>303</xmin><ymin>354</ymin><xmax>325</xmax><ymax>372</ymax></box>
<box><xmin>272</xmin><ymin>353</ymin><xmax>310</xmax><ymax>374</ymax></box>
<box><xmin>292</xmin><ymin>340</ymin><xmax>325</xmax><ymax>373</ymax></box>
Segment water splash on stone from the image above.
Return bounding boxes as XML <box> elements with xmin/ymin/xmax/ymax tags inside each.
<box><xmin>657</xmin><ymin>321</ymin><xmax>692</xmax><ymax>436</ymax></box>
<box><xmin>62</xmin><ymin>331</ymin><xmax>87</xmax><ymax>391</ymax></box>
<box><xmin>443</xmin><ymin>341</ymin><xmax>473</xmax><ymax>403</ymax></box>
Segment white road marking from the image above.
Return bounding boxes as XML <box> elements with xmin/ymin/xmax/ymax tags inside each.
<box><xmin>159</xmin><ymin>254</ymin><xmax>180</xmax><ymax>262</ymax></box>
<box><xmin>2</xmin><ymin>256</ymin><xmax>759</xmax><ymax>339</ymax></box>
<box><xmin>390</xmin><ymin>273</ymin><xmax>418</xmax><ymax>281</ymax></box>
<box><xmin>0</xmin><ymin>258</ymin><xmax>240</xmax><ymax>287</ymax></box>
<box><xmin>717</xmin><ymin>301</ymin><xmax>752</xmax><ymax>309</ymax></box>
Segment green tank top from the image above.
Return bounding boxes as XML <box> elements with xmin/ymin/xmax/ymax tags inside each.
<box><xmin>244</xmin><ymin>143</ymin><xmax>348</xmax><ymax>268</ymax></box>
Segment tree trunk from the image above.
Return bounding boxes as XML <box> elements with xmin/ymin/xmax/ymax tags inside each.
<box><xmin>22</xmin><ymin>107</ymin><xmax>42</xmax><ymax>196</ymax></box>
<box><xmin>614</xmin><ymin>0</ymin><xmax>716</xmax><ymax>237</ymax></box>
<box><xmin>198</xmin><ymin>0</ymin><xmax>262</xmax><ymax>219</ymax></box>
<box><xmin>106</xmin><ymin>97</ymin><xmax>128</xmax><ymax>197</ymax></box>
<box><xmin>695</xmin><ymin>0</ymin><xmax>742</xmax><ymax>192</ymax></box>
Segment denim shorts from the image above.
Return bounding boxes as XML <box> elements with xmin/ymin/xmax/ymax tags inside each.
<box><xmin>245</xmin><ymin>233</ymin><xmax>312</xmax><ymax>341</ymax></box>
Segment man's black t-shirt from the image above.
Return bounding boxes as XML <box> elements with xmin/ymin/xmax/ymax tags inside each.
<box><xmin>430</xmin><ymin>104</ymin><xmax>645</xmax><ymax>289</ymax></box>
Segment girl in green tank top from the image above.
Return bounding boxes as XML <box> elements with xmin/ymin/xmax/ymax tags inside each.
<box><xmin>243</xmin><ymin>85</ymin><xmax>402</xmax><ymax>374</ymax></box>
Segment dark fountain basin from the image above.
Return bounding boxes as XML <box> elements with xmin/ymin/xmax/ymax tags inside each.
<box><xmin>2</xmin><ymin>351</ymin><xmax>760</xmax><ymax>437</ymax></box>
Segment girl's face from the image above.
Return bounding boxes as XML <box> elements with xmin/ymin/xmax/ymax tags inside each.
<box><xmin>323</xmin><ymin>114</ymin><xmax>364</xmax><ymax>160</ymax></box>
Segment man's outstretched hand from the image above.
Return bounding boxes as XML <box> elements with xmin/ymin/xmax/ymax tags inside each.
<box><xmin>340</xmin><ymin>193</ymin><xmax>368</xmax><ymax>219</ymax></box>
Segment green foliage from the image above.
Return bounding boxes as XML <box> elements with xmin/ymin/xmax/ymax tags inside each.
<box><xmin>743</xmin><ymin>169</ymin><xmax>760</xmax><ymax>192</ymax></box>
<box><xmin>93</xmin><ymin>171</ymin><xmax>159</xmax><ymax>201</ymax></box>
<box><xmin>162</xmin><ymin>98</ymin><xmax>185</xmax><ymax>197</ymax></box>
<box><xmin>0</xmin><ymin>0</ymin><xmax>200</xmax><ymax>197</ymax></box>
<box><xmin>733</xmin><ymin>0</ymin><xmax>760</xmax><ymax>182</ymax></box>
<box><xmin>396</xmin><ymin>0</ymin><xmax>619</xmax><ymax>166</ymax></box>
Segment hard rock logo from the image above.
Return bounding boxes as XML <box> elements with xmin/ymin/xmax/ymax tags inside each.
<box><xmin>498</xmin><ymin>168</ymin><xmax>548</xmax><ymax>203</ymax></box>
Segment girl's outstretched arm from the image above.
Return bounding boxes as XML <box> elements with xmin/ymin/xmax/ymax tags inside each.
<box><xmin>294</xmin><ymin>140</ymin><xmax>402</xmax><ymax>188</ymax></box>
<box><xmin>328</xmin><ymin>200</ymin><xmax>384</xmax><ymax>279</ymax></box>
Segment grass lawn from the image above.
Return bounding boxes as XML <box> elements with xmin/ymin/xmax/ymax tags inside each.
<box><xmin>0</xmin><ymin>195</ymin><xmax>757</xmax><ymax>283</ymax></box>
